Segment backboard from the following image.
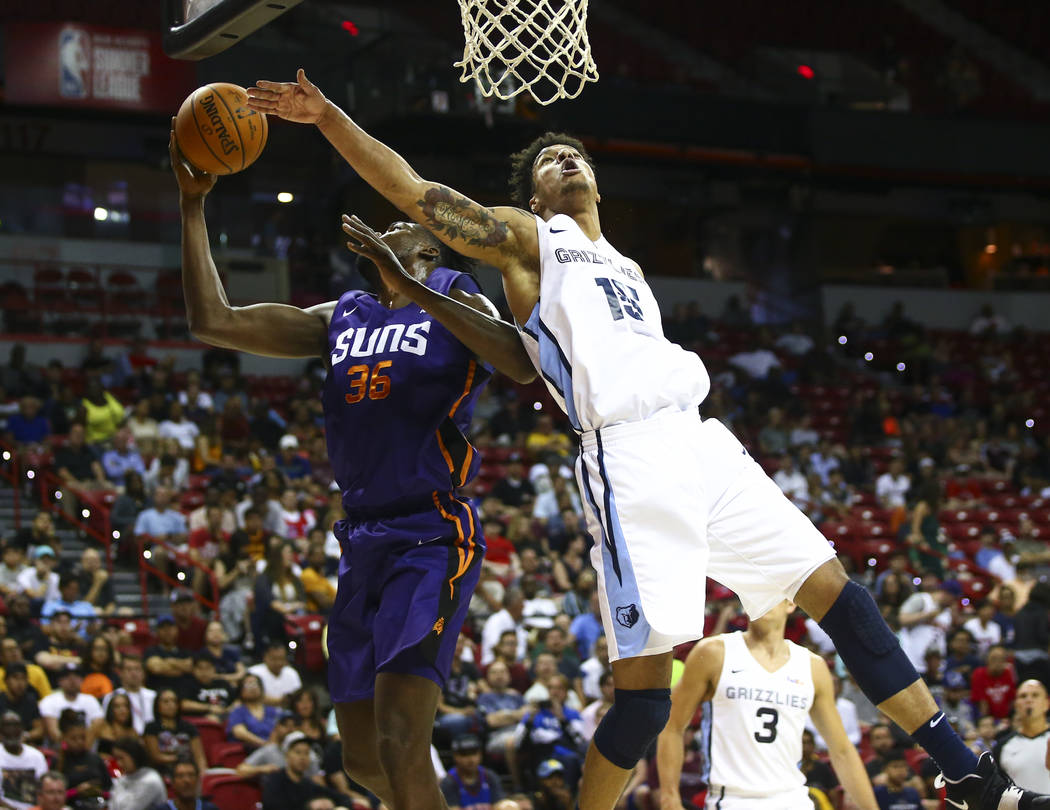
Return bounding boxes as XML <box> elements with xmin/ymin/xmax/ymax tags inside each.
<box><xmin>163</xmin><ymin>0</ymin><xmax>304</xmax><ymax>60</ymax></box>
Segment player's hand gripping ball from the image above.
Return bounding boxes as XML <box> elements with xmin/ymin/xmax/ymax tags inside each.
<box><xmin>174</xmin><ymin>82</ymin><xmax>268</xmax><ymax>175</ymax></box>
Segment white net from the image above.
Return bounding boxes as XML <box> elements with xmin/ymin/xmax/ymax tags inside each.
<box><xmin>455</xmin><ymin>0</ymin><xmax>599</xmax><ymax>106</ymax></box>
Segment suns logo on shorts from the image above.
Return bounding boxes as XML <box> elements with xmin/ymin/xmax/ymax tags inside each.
<box><xmin>432</xmin><ymin>617</ymin><xmax>446</xmax><ymax>635</ymax></box>
<box><xmin>615</xmin><ymin>604</ymin><xmax>639</xmax><ymax>629</ymax></box>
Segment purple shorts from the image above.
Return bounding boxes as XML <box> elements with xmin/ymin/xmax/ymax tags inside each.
<box><xmin>327</xmin><ymin>493</ymin><xmax>484</xmax><ymax>704</ymax></box>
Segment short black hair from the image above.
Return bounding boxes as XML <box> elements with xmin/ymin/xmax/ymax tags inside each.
<box><xmin>509</xmin><ymin>132</ymin><xmax>595</xmax><ymax>209</ymax></box>
<box><xmin>356</xmin><ymin>226</ymin><xmax>478</xmax><ymax>292</ymax></box>
<box><xmin>113</xmin><ymin>735</ymin><xmax>149</xmax><ymax>769</ymax></box>
<box><xmin>58</xmin><ymin>708</ymin><xmax>85</xmax><ymax>734</ymax></box>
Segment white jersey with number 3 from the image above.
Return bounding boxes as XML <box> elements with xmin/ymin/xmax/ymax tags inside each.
<box><xmin>518</xmin><ymin>214</ymin><xmax>710</xmax><ymax>431</ymax></box>
<box><xmin>707</xmin><ymin>632</ymin><xmax>814</xmax><ymax>804</ymax></box>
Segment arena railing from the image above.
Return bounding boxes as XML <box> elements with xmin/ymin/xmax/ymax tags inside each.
<box><xmin>35</xmin><ymin>469</ymin><xmax>115</xmax><ymax>575</ymax></box>
<box><xmin>136</xmin><ymin>535</ymin><xmax>220</xmax><ymax>617</ymax></box>
<box><xmin>0</xmin><ymin>437</ymin><xmax>24</xmax><ymax>530</ymax></box>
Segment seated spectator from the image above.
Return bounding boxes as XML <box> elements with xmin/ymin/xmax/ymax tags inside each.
<box><xmin>187</xmin><ymin>505</ymin><xmax>228</xmax><ymax>594</ymax></box>
<box><xmin>109</xmin><ymin>471</ymin><xmax>149</xmax><ymax>549</ymax></box>
<box><xmin>527</xmin><ymin>757</ymin><xmax>575</xmax><ymax>810</ymax></box>
<box><xmin>6</xmin><ymin>396</ymin><xmax>49</xmax><ymax>446</ymax></box>
<box><xmin>56</xmin><ymin>709</ymin><xmax>110</xmax><ymax>805</ymax></box>
<box><xmin>101</xmin><ymin>428</ymin><xmax>146</xmax><ymax>487</ymax></box>
<box><xmin>152</xmin><ymin>758</ymin><xmax>219</xmax><ymax>810</ymax></box>
<box><xmin>248</xmin><ymin>642</ymin><xmax>302</xmax><ymax>707</ymax></box>
<box><xmin>109</xmin><ymin>735</ymin><xmax>167</xmax><ymax>810</ymax></box>
<box><xmin>0</xmin><ymin>542</ymin><xmax>27</xmax><ymax>601</ymax></box>
<box><xmin>579</xmin><ymin>671</ymin><xmax>614</xmax><ymax>742</ymax></box>
<box><xmin>260</xmin><ymin>732</ymin><xmax>346</xmax><ymax>810</ymax></box>
<box><xmin>477</xmin><ymin>660</ymin><xmax>526</xmax><ymax>761</ymax></box>
<box><xmin>864</xmin><ymin>723</ymin><xmax>897</xmax><ymax>778</ymax></box>
<box><xmin>440</xmin><ymin>734</ymin><xmax>512</xmax><ymax>810</ymax></box>
<box><xmin>188</xmin><ymin>487</ymin><xmax>238</xmax><ymax>534</ymax></box>
<box><xmin>236</xmin><ymin>486</ymin><xmax>284</xmax><ymax>538</ymax></box>
<box><xmin>939</xmin><ymin>670</ymin><xmax>977</xmax><ymax>738</ymax></box>
<box><xmin>533</xmin><ymin>626</ymin><xmax>580</xmax><ymax>682</ymax></box>
<box><xmin>41</xmin><ymin>575</ymin><xmax>97</xmax><ymax>636</ymax></box>
<box><xmin>143</xmin><ymin>688</ymin><xmax>207</xmax><ymax>777</ymax></box>
<box><xmin>144</xmin><ymin>443</ymin><xmax>190</xmax><ymax>494</ymax></box>
<box><xmin>74</xmin><ymin>548</ymin><xmax>114</xmax><ymax>616</ymax></box>
<box><xmin>578</xmin><ymin>636</ymin><xmax>609</xmax><ymax>703</ymax></box>
<box><xmin>969</xmin><ymin>304</ymin><xmax>1009</xmax><ymax>336</ymax></box>
<box><xmin>520</xmin><ymin>575</ymin><xmax>559</xmax><ymax>632</ymax></box>
<box><xmin>158</xmin><ymin>401</ymin><xmax>200</xmax><ymax>452</ymax></box>
<box><xmin>963</xmin><ymin>599</ymin><xmax>1002</xmax><ymax>658</ymax></box>
<box><xmin>38</xmin><ymin>664</ymin><xmax>103</xmax><ymax>744</ymax></box>
<box><xmin>525</xmin><ymin>414</ymin><xmax>572</xmax><ymax>460</ymax></box>
<box><xmin>485</xmin><ymin>630</ymin><xmax>531</xmax><ymax>694</ymax></box>
<box><xmin>235</xmin><ymin>712</ymin><xmax>320</xmax><ymax>779</ymax></box>
<box><xmin>773</xmin><ymin>456</ymin><xmax>809</xmax><ymax>511</ymax></box>
<box><xmin>179</xmin><ymin>655</ymin><xmax>234</xmax><ymax>722</ymax></box>
<box><xmin>200</xmin><ymin>620</ymin><xmax>246</xmax><ymax>685</ymax></box>
<box><xmin>436</xmin><ymin>635</ymin><xmax>481</xmax><ymax>744</ymax></box>
<box><xmin>91</xmin><ymin>692</ymin><xmax>136</xmax><ymax>756</ymax></box>
<box><xmin>126</xmin><ymin>398</ymin><xmax>159</xmax><ymax>457</ymax></box>
<box><xmin>144</xmin><ymin>615</ymin><xmax>194</xmax><ymax>693</ymax></box>
<box><xmin>171</xmin><ymin>589</ymin><xmax>208</xmax><ymax>652</ymax></box>
<box><xmin>288</xmin><ymin>688</ymin><xmax>325</xmax><ymax>751</ymax></box>
<box><xmin>873</xmin><ymin>748</ymin><xmax>923</xmax><ymax>810</ymax></box>
<box><xmin>300</xmin><ymin>543</ymin><xmax>336</xmax><ymax>613</ymax></box>
<box><xmin>524</xmin><ymin>653</ymin><xmax>582</xmax><ymax>709</ymax></box>
<box><xmin>29</xmin><ymin>771</ymin><xmax>69</xmax><ymax>810</ymax></box>
<box><xmin>482</xmin><ymin>589</ymin><xmax>528</xmax><ymax>667</ymax></box>
<box><xmin>133</xmin><ymin>486</ymin><xmax>189</xmax><ymax>575</ymax></box>
<box><xmin>491</xmin><ymin>457</ymin><xmax>535</xmax><ymax>508</ymax></box>
<box><xmin>79</xmin><ymin>380</ymin><xmax>123</xmax><ymax>446</ymax></box>
<box><xmin>801</xmin><ymin>728</ymin><xmax>838</xmax><ymax>795</ymax></box>
<box><xmin>227</xmin><ymin>674</ymin><xmax>281</xmax><ymax>748</ymax></box>
<box><xmin>18</xmin><ymin>546</ymin><xmax>60</xmax><ymax>606</ymax></box>
<box><xmin>251</xmin><ymin>543</ymin><xmax>306</xmax><ymax>647</ymax></box>
<box><xmin>81</xmin><ymin>636</ymin><xmax>118</xmax><ymax>700</ymax></box>
<box><xmin>275</xmin><ymin>436</ymin><xmax>312</xmax><ymax>485</ymax></box>
<box><xmin>35</xmin><ymin>612</ymin><xmax>86</xmax><ymax>684</ymax></box>
<box><xmin>0</xmin><ymin>664</ymin><xmax>43</xmax><ymax>745</ymax></box>
<box><xmin>875</xmin><ymin>458</ymin><xmax>910</xmax><ymax>513</ymax></box>
<box><xmin>104</xmin><ymin>654</ymin><xmax>156</xmax><ymax>735</ymax></box>
<box><xmin>54</xmin><ymin>424</ymin><xmax>109</xmax><ymax>500</ymax></box>
<box><xmin>0</xmin><ymin>710</ymin><xmax>48</xmax><ymax>810</ymax></box>
<box><xmin>511</xmin><ymin>674</ymin><xmax>585</xmax><ymax>791</ymax></box>
<box><xmin>971</xmin><ymin>644</ymin><xmax>1016</xmax><ymax>721</ymax></box>
<box><xmin>944</xmin><ymin>627</ymin><xmax>982</xmax><ymax>683</ymax></box>
<box><xmin>0</xmin><ymin>637</ymin><xmax>51</xmax><ymax>703</ymax></box>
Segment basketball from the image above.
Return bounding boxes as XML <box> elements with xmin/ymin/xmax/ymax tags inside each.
<box><xmin>174</xmin><ymin>82</ymin><xmax>268</xmax><ymax>175</ymax></box>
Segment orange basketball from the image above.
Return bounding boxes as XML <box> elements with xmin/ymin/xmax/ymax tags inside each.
<box><xmin>174</xmin><ymin>82</ymin><xmax>268</xmax><ymax>175</ymax></box>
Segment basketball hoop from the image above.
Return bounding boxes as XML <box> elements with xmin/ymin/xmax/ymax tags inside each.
<box><xmin>455</xmin><ymin>0</ymin><xmax>598</xmax><ymax>106</ymax></box>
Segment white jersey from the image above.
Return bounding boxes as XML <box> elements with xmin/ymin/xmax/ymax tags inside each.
<box><xmin>519</xmin><ymin>214</ymin><xmax>709</xmax><ymax>431</ymax></box>
<box><xmin>708</xmin><ymin>633</ymin><xmax>814</xmax><ymax>801</ymax></box>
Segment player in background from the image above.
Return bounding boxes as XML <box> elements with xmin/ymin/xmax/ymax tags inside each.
<box><xmin>246</xmin><ymin>71</ymin><xmax>1050</xmax><ymax>810</ymax></box>
<box><xmin>656</xmin><ymin>601</ymin><xmax>877</xmax><ymax>810</ymax></box>
<box><xmin>170</xmin><ymin>123</ymin><xmax>536</xmax><ymax>810</ymax></box>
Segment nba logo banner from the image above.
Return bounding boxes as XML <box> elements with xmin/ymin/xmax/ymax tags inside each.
<box><xmin>59</xmin><ymin>27</ymin><xmax>91</xmax><ymax>99</ymax></box>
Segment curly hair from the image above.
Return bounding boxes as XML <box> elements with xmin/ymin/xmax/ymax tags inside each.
<box><xmin>508</xmin><ymin>132</ymin><xmax>595</xmax><ymax>209</ymax></box>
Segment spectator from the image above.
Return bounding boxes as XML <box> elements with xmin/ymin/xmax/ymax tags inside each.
<box><xmin>188</xmin><ymin>487</ymin><xmax>237</xmax><ymax>534</ymax></box>
<box><xmin>144</xmin><ymin>615</ymin><xmax>194</xmax><ymax>693</ymax></box>
<box><xmin>801</xmin><ymin>728</ymin><xmax>838</xmax><ymax>795</ymax></box>
<box><xmin>897</xmin><ymin>579</ymin><xmax>954</xmax><ymax>673</ymax></box>
<box><xmin>143</xmin><ymin>688</ymin><xmax>207</xmax><ymax>777</ymax></box>
<box><xmin>78</xmin><ymin>380</ymin><xmax>123</xmax><ymax>447</ymax></box>
<box><xmin>144</xmin><ymin>444</ymin><xmax>189</xmax><ymax>494</ymax></box>
<box><xmin>55</xmin><ymin>709</ymin><xmax>109</xmax><ymax>804</ymax></box>
<box><xmin>579</xmin><ymin>671</ymin><xmax>614</xmax><ymax>742</ymax></box>
<box><xmin>18</xmin><ymin>546</ymin><xmax>60</xmax><ymax>605</ymax></box>
<box><xmin>993</xmin><ymin>679</ymin><xmax>1050</xmax><ymax>793</ymax></box>
<box><xmin>38</xmin><ymin>664</ymin><xmax>103</xmax><ymax>744</ymax></box>
<box><xmin>486</xmin><ymin>631</ymin><xmax>531</xmax><ymax>695</ymax></box>
<box><xmin>41</xmin><ymin>575</ymin><xmax>96</xmax><ymax>634</ymax></box>
<box><xmin>773</xmin><ymin>456</ymin><xmax>809</xmax><ymax>511</ymax></box>
<box><xmin>288</xmin><ymin>688</ymin><xmax>325</xmax><ymax>752</ymax></box>
<box><xmin>126</xmin><ymin>399</ymin><xmax>160</xmax><ymax>457</ymax></box>
<box><xmin>864</xmin><ymin>723</ymin><xmax>898</xmax><ymax>778</ymax></box>
<box><xmin>875</xmin><ymin>457</ymin><xmax>910</xmax><ymax>511</ymax></box>
<box><xmin>0</xmin><ymin>664</ymin><xmax>43</xmax><ymax>744</ymax></box>
<box><xmin>527</xmin><ymin>758</ymin><xmax>574</xmax><ymax>810</ymax></box>
<box><xmin>873</xmin><ymin>748</ymin><xmax>923</xmax><ymax>810</ymax></box>
<box><xmin>971</xmin><ymin>644</ymin><xmax>1016</xmax><ymax>721</ymax></box>
<box><xmin>74</xmin><ymin>548</ymin><xmax>114</xmax><ymax>616</ymax></box>
<box><xmin>6</xmin><ymin>397</ymin><xmax>49</xmax><ymax>446</ymax></box>
<box><xmin>235</xmin><ymin>712</ymin><xmax>320</xmax><ymax>779</ymax></box>
<box><xmin>976</xmin><ymin>527</ymin><xmax>1017</xmax><ymax>582</ymax></box>
<box><xmin>227</xmin><ymin>674</ymin><xmax>281</xmax><ymax>748</ymax></box>
<box><xmin>200</xmin><ymin>620</ymin><xmax>245</xmax><ymax>685</ymax></box>
<box><xmin>0</xmin><ymin>711</ymin><xmax>48</xmax><ymax>810</ymax></box>
<box><xmin>152</xmin><ymin>758</ymin><xmax>219</xmax><ymax>810</ymax></box>
<box><xmin>491</xmin><ymin>457</ymin><xmax>535</xmax><ymax>508</ymax></box>
<box><xmin>236</xmin><ymin>486</ymin><xmax>283</xmax><ymax>537</ymax></box>
<box><xmin>275</xmin><ymin>436</ymin><xmax>312</xmax><ymax>485</ymax></box>
<box><xmin>28</xmin><ymin>771</ymin><xmax>68</xmax><ymax>810</ymax></box>
<box><xmin>90</xmin><ymin>693</ymin><xmax>136</xmax><ymax>756</ymax></box>
<box><xmin>104</xmin><ymin>655</ymin><xmax>156</xmax><ymax>735</ymax></box>
<box><xmin>109</xmin><ymin>471</ymin><xmax>149</xmax><ymax>548</ymax></box>
<box><xmin>533</xmin><ymin>626</ymin><xmax>580</xmax><ymax>681</ymax></box>
<box><xmin>248</xmin><ymin>642</ymin><xmax>303</xmax><ymax>706</ymax></box>
<box><xmin>520</xmin><ymin>576</ymin><xmax>559</xmax><ymax>632</ymax></box>
<box><xmin>969</xmin><ymin>304</ymin><xmax>1009</xmax><ymax>336</ymax></box>
<box><xmin>963</xmin><ymin>599</ymin><xmax>1002</xmax><ymax>658</ymax></box>
<box><xmin>35</xmin><ymin>612</ymin><xmax>85</xmax><ymax>683</ymax></box>
<box><xmin>436</xmin><ymin>636</ymin><xmax>481</xmax><ymax>744</ymax></box>
<box><xmin>109</xmin><ymin>736</ymin><xmax>167</xmax><ymax>810</ymax></box>
<box><xmin>171</xmin><ymin>590</ymin><xmax>208</xmax><ymax>652</ymax></box>
<box><xmin>260</xmin><ymin>732</ymin><xmax>346</xmax><ymax>810</ymax></box>
<box><xmin>158</xmin><ymin>401</ymin><xmax>200</xmax><ymax>452</ymax></box>
<box><xmin>578</xmin><ymin>636</ymin><xmax>609</xmax><ymax>703</ymax></box>
<box><xmin>939</xmin><ymin>670</ymin><xmax>977</xmax><ymax>738</ymax></box>
<box><xmin>994</xmin><ymin>585</ymin><xmax>1018</xmax><ymax>647</ymax></box>
<box><xmin>944</xmin><ymin>627</ymin><xmax>982</xmax><ymax>683</ymax></box>
<box><xmin>80</xmin><ymin>636</ymin><xmax>118</xmax><ymax>700</ymax></box>
<box><xmin>525</xmin><ymin>414</ymin><xmax>571</xmax><ymax>460</ymax></box>
<box><xmin>133</xmin><ymin>487</ymin><xmax>189</xmax><ymax>575</ymax></box>
<box><xmin>0</xmin><ymin>638</ymin><xmax>51</xmax><ymax>703</ymax></box>
<box><xmin>481</xmin><ymin>588</ymin><xmax>528</xmax><ymax>666</ymax></box>
<box><xmin>0</xmin><ymin>542</ymin><xmax>27</xmax><ymax>601</ymax></box>
<box><xmin>1012</xmin><ymin>580</ymin><xmax>1050</xmax><ymax>684</ymax></box>
<box><xmin>511</xmin><ymin>673</ymin><xmax>585</xmax><ymax>790</ymax></box>
<box><xmin>300</xmin><ymin>543</ymin><xmax>335</xmax><ymax>613</ymax></box>
<box><xmin>251</xmin><ymin>543</ymin><xmax>306</xmax><ymax>647</ymax></box>
<box><xmin>477</xmin><ymin>660</ymin><xmax>526</xmax><ymax>762</ymax></box>
<box><xmin>757</xmin><ymin>407</ymin><xmax>790</xmax><ymax>456</ymax></box>
<box><xmin>100</xmin><ymin>428</ymin><xmax>146</xmax><ymax>486</ymax></box>
<box><xmin>440</xmin><ymin>734</ymin><xmax>511</xmax><ymax>810</ymax></box>
<box><xmin>179</xmin><ymin>655</ymin><xmax>233</xmax><ymax>722</ymax></box>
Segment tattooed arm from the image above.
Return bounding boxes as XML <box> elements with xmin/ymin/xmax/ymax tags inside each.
<box><xmin>247</xmin><ymin>71</ymin><xmax>538</xmax><ymax>272</ymax></box>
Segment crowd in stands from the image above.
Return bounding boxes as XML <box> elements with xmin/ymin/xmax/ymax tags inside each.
<box><xmin>0</xmin><ymin>295</ymin><xmax>1046</xmax><ymax>809</ymax></box>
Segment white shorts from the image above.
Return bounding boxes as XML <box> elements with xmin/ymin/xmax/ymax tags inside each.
<box><xmin>576</xmin><ymin>409</ymin><xmax>835</xmax><ymax>662</ymax></box>
<box><xmin>705</xmin><ymin>786</ymin><xmax>813</xmax><ymax>810</ymax></box>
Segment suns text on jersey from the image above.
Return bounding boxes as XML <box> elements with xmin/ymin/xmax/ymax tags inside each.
<box><xmin>724</xmin><ymin>686</ymin><xmax>810</xmax><ymax>709</ymax></box>
<box><xmin>553</xmin><ymin>247</ymin><xmax>643</xmax><ymax>282</ymax></box>
<box><xmin>330</xmin><ymin>321</ymin><xmax>431</xmax><ymax>365</ymax></box>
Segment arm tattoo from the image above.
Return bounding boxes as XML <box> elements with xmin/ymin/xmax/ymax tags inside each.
<box><xmin>416</xmin><ymin>186</ymin><xmax>510</xmax><ymax>250</ymax></box>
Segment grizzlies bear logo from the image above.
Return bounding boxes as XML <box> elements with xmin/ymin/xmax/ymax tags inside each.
<box><xmin>615</xmin><ymin>604</ymin><xmax>639</xmax><ymax>629</ymax></box>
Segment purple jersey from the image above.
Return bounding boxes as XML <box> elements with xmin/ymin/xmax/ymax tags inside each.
<box><xmin>322</xmin><ymin>267</ymin><xmax>491</xmax><ymax>516</ymax></box>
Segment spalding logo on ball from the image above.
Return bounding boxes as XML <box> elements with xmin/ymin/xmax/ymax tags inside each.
<box><xmin>175</xmin><ymin>82</ymin><xmax>268</xmax><ymax>175</ymax></box>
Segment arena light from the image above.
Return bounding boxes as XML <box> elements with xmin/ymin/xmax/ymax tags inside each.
<box><xmin>177</xmin><ymin>571</ymin><xmax>186</xmax><ymax>581</ymax></box>
<box><xmin>1026</xmin><ymin>418</ymin><xmax>1036</xmax><ymax>428</ymax></box>
<box><xmin>341</xmin><ymin>19</ymin><xmax>359</xmax><ymax>36</ymax></box>
<box><xmin>984</xmin><ymin>244</ymin><xmax>997</xmax><ymax>254</ymax></box>
<box><xmin>288</xmin><ymin>640</ymin><xmax>298</xmax><ymax>650</ymax></box>
<box><xmin>26</xmin><ymin>470</ymin><xmax>34</xmax><ymax>480</ymax></box>
<box><xmin>896</xmin><ymin>362</ymin><xmax>906</xmax><ymax>371</ymax></box>
<box><xmin>533</xmin><ymin>401</ymin><xmax>542</xmax><ymax>411</ymax></box>
<box><xmin>1</xmin><ymin>451</ymin><xmax>9</xmax><ymax>461</ymax></box>
<box><xmin>864</xmin><ymin>352</ymin><xmax>874</xmax><ymax>362</ymax></box>
<box><xmin>837</xmin><ymin>335</ymin><xmax>847</xmax><ymax>345</ymax></box>
<box><xmin>277</xmin><ymin>192</ymin><xmax>294</xmax><ymax>203</ymax></box>
<box><xmin>81</xmin><ymin>509</ymin><xmax>91</xmax><ymax>518</ymax></box>
<box><xmin>112</xmin><ymin>530</ymin><xmax>121</xmax><ymax>539</ymax></box>
<box><xmin>143</xmin><ymin>549</ymin><xmax>153</xmax><ymax>560</ymax></box>
<box><xmin>54</xmin><ymin>491</ymin><xmax>62</xmax><ymax>500</ymax></box>
<box><xmin>961</xmin><ymin>598</ymin><xmax>970</xmax><ymax>607</ymax></box>
<box><xmin>866</xmin><ymin>557</ymin><xmax>876</xmax><ymax>567</ymax></box>
<box><xmin>93</xmin><ymin>207</ymin><xmax>109</xmax><ymax>221</ymax></box>
<box><xmin>797</xmin><ymin>64</ymin><xmax>815</xmax><ymax>80</ymax></box>
<box><xmin>912</xmin><ymin>576</ymin><xmax>921</xmax><ymax>586</ymax></box>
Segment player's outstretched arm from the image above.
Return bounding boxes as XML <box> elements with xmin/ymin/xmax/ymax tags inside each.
<box><xmin>343</xmin><ymin>215</ymin><xmax>536</xmax><ymax>383</ymax></box>
<box><xmin>655</xmin><ymin>638</ymin><xmax>723</xmax><ymax>810</ymax></box>
<box><xmin>171</xmin><ymin>124</ymin><xmax>332</xmax><ymax>359</ymax></box>
<box><xmin>246</xmin><ymin>71</ymin><xmax>538</xmax><ymax>271</ymax></box>
<box><xmin>808</xmin><ymin>655</ymin><xmax>879</xmax><ymax>810</ymax></box>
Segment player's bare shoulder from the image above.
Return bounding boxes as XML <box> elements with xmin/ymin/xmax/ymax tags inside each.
<box><xmin>684</xmin><ymin>635</ymin><xmax>728</xmax><ymax>690</ymax></box>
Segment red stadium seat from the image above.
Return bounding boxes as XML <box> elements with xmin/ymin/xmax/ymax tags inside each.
<box><xmin>209</xmin><ymin>741</ymin><xmax>247</xmax><ymax>769</ymax></box>
<box><xmin>285</xmin><ymin>614</ymin><xmax>326</xmax><ymax>671</ymax></box>
<box><xmin>201</xmin><ymin>774</ymin><xmax>261</xmax><ymax>810</ymax></box>
<box><xmin>185</xmin><ymin>716</ymin><xmax>226</xmax><ymax>763</ymax></box>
